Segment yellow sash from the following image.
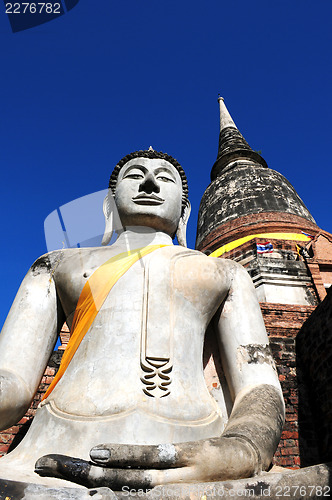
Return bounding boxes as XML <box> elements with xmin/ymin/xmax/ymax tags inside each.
<box><xmin>42</xmin><ymin>245</ymin><xmax>167</xmax><ymax>400</ymax></box>
<box><xmin>209</xmin><ymin>232</ymin><xmax>311</xmax><ymax>258</ymax></box>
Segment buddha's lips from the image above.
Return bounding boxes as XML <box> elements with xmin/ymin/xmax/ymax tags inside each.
<box><xmin>132</xmin><ymin>194</ymin><xmax>164</xmax><ymax>205</ymax></box>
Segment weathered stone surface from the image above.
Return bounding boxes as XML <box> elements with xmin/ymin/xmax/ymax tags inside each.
<box><xmin>210</xmin><ymin>97</ymin><xmax>268</xmax><ymax>180</ymax></box>
<box><xmin>211</xmin><ymin>127</ymin><xmax>268</xmax><ymax>179</ymax></box>
<box><xmin>140</xmin><ymin>463</ymin><xmax>332</xmax><ymax>499</ymax></box>
<box><xmin>246</xmin><ymin>254</ymin><xmax>317</xmax><ymax>306</ymax></box>
<box><xmin>196</xmin><ymin>163</ymin><xmax>315</xmax><ymax>250</ymax></box>
<box><xmin>196</xmin><ymin>99</ymin><xmax>315</xmax><ymax>250</ymax></box>
<box><xmin>197</xmin><ymin>211</ymin><xmax>320</xmax><ymax>255</ymax></box>
<box><xmin>0</xmin><ymin>479</ymin><xmax>116</xmax><ymax>499</ymax></box>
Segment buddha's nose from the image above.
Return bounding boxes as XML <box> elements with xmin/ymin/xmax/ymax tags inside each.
<box><xmin>139</xmin><ymin>173</ymin><xmax>160</xmax><ymax>194</ymax></box>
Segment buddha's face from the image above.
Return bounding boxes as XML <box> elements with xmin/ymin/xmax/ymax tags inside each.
<box><xmin>114</xmin><ymin>157</ymin><xmax>183</xmax><ymax>236</ymax></box>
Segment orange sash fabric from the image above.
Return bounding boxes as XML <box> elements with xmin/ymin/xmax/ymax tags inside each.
<box><xmin>42</xmin><ymin>245</ymin><xmax>167</xmax><ymax>400</ymax></box>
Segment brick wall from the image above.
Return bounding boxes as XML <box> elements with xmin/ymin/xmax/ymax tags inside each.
<box><xmin>195</xmin><ymin>206</ymin><xmax>332</xmax><ymax>471</ymax></box>
<box><xmin>197</xmin><ymin>211</ymin><xmax>320</xmax><ymax>255</ymax></box>
<box><xmin>0</xmin><ymin>345</ymin><xmax>64</xmax><ymax>457</ymax></box>
<box><xmin>296</xmin><ymin>286</ymin><xmax>332</xmax><ymax>466</ymax></box>
<box><xmin>260</xmin><ymin>303</ymin><xmax>315</xmax><ymax>468</ymax></box>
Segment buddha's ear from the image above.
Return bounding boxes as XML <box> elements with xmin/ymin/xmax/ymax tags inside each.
<box><xmin>101</xmin><ymin>192</ymin><xmax>114</xmax><ymax>246</ymax></box>
<box><xmin>176</xmin><ymin>199</ymin><xmax>191</xmax><ymax>247</ymax></box>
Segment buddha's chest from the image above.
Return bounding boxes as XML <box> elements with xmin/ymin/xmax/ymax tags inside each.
<box><xmin>86</xmin><ymin>252</ymin><xmax>217</xmax><ymax>365</ymax></box>
<box><xmin>57</xmin><ymin>248</ymin><xmax>226</xmax><ymax>330</ymax></box>
<box><xmin>49</xmin><ymin>249</ymin><xmax>229</xmax><ymax>425</ymax></box>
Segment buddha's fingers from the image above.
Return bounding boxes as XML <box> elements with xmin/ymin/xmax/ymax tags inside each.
<box><xmin>35</xmin><ymin>454</ymin><xmax>196</xmax><ymax>489</ymax></box>
<box><xmin>35</xmin><ymin>455</ymin><xmax>96</xmax><ymax>487</ymax></box>
<box><xmin>90</xmin><ymin>442</ymin><xmax>197</xmax><ymax>468</ymax></box>
<box><xmin>35</xmin><ymin>454</ymin><xmax>153</xmax><ymax>489</ymax></box>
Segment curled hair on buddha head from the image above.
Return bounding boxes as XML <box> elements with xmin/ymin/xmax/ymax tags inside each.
<box><xmin>109</xmin><ymin>149</ymin><xmax>189</xmax><ymax>215</ymax></box>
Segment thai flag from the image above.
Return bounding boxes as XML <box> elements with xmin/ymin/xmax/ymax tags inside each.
<box><xmin>301</xmin><ymin>231</ymin><xmax>314</xmax><ymax>239</ymax></box>
<box><xmin>257</xmin><ymin>242</ymin><xmax>274</xmax><ymax>254</ymax></box>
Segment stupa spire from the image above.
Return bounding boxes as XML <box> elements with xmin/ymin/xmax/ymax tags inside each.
<box><xmin>211</xmin><ymin>97</ymin><xmax>267</xmax><ymax>180</ymax></box>
<box><xmin>218</xmin><ymin>96</ymin><xmax>237</xmax><ymax>130</ymax></box>
<box><xmin>196</xmin><ymin>98</ymin><xmax>316</xmax><ymax>253</ymax></box>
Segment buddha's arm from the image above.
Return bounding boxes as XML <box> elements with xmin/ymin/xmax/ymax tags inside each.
<box><xmin>214</xmin><ymin>260</ymin><xmax>285</xmax><ymax>473</ymax></box>
<box><xmin>35</xmin><ymin>260</ymin><xmax>285</xmax><ymax>488</ymax></box>
<box><xmin>0</xmin><ymin>254</ymin><xmax>64</xmax><ymax>430</ymax></box>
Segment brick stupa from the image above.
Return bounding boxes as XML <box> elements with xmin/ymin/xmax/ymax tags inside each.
<box><xmin>195</xmin><ymin>97</ymin><xmax>332</xmax><ymax>467</ymax></box>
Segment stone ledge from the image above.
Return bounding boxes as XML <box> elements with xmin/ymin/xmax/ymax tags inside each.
<box><xmin>2</xmin><ymin>464</ymin><xmax>331</xmax><ymax>499</ymax></box>
<box><xmin>143</xmin><ymin>464</ymin><xmax>332</xmax><ymax>499</ymax></box>
<box><xmin>0</xmin><ymin>479</ymin><xmax>116</xmax><ymax>499</ymax></box>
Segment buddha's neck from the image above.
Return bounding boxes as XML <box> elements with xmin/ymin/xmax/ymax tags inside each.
<box><xmin>115</xmin><ymin>227</ymin><xmax>173</xmax><ymax>251</ymax></box>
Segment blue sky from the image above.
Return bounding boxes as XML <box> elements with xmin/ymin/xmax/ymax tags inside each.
<box><xmin>0</xmin><ymin>0</ymin><xmax>331</xmax><ymax>329</ymax></box>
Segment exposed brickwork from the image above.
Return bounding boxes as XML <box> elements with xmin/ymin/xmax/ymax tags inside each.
<box><xmin>197</xmin><ymin>206</ymin><xmax>332</xmax><ymax>468</ymax></box>
<box><xmin>306</xmin><ymin>261</ymin><xmax>327</xmax><ymax>302</ymax></box>
<box><xmin>260</xmin><ymin>303</ymin><xmax>315</xmax><ymax>468</ymax></box>
<box><xmin>59</xmin><ymin>322</ymin><xmax>70</xmax><ymax>350</ymax></box>
<box><xmin>0</xmin><ymin>335</ymin><xmax>65</xmax><ymax>457</ymax></box>
<box><xmin>313</xmin><ymin>233</ymin><xmax>332</xmax><ymax>262</ymax></box>
<box><xmin>261</xmin><ymin>303</ymin><xmax>315</xmax><ymax>338</ymax></box>
<box><xmin>305</xmin><ymin>232</ymin><xmax>332</xmax><ymax>302</ymax></box>
<box><xmin>296</xmin><ymin>286</ymin><xmax>332</xmax><ymax>466</ymax></box>
<box><xmin>320</xmin><ymin>268</ymin><xmax>332</xmax><ymax>286</ymax></box>
<box><xmin>222</xmin><ymin>238</ymin><xmax>319</xmax><ymax>306</ymax></box>
<box><xmin>196</xmin><ymin>161</ymin><xmax>316</xmax><ymax>250</ymax></box>
<box><xmin>197</xmin><ymin>211</ymin><xmax>320</xmax><ymax>255</ymax></box>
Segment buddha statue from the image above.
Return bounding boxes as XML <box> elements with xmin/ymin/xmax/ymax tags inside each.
<box><xmin>0</xmin><ymin>150</ymin><xmax>284</xmax><ymax>494</ymax></box>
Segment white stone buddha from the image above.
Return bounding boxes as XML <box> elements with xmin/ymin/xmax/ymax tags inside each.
<box><xmin>0</xmin><ymin>151</ymin><xmax>284</xmax><ymax>492</ymax></box>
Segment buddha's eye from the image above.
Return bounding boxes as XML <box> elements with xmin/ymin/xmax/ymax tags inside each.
<box><xmin>157</xmin><ymin>175</ymin><xmax>174</xmax><ymax>183</ymax></box>
<box><xmin>125</xmin><ymin>173</ymin><xmax>144</xmax><ymax>180</ymax></box>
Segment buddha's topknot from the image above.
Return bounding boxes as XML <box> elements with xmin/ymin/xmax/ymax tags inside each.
<box><xmin>109</xmin><ymin>150</ymin><xmax>189</xmax><ymax>213</ymax></box>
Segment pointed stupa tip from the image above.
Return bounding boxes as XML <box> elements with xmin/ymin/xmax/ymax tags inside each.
<box><xmin>218</xmin><ymin>95</ymin><xmax>237</xmax><ymax>132</ymax></box>
<box><xmin>210</xmin><ymin>96</ymin><xmax>268</xmax><ymax>180</ymax></box>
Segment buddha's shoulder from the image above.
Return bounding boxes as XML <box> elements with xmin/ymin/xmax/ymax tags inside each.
<box><xmin>29</xmin><ymin>247</ymin><xmax>106</xmax><ymax>275</ymax></box>
<box><xmin>165</xmin><ymin>246</ymin><xmax>244</xmax><ymax>275</ymax></box>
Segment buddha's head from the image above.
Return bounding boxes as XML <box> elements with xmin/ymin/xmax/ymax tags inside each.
<box><xmin>102</xmin><ymin>150</ymin><xmax>190</xmax><ymax>246</ymax></box>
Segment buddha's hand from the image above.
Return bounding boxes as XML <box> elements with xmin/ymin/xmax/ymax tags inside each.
<box><xmin>34</xmin><ymin>436</ymin><xmax>259</xmax><ymax>490</ymax></box>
